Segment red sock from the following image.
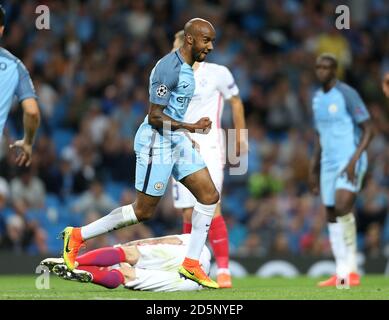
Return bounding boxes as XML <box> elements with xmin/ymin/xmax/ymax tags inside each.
<box><xmin>76</xmin><ymin>247</ymin><xmax>126</xmax><ymax>266</ymax></box>
<box><xmin>183</xmin><ymin>222</ymin><xmax>192</xmax><ymax>233</ymax></box>
<box><xmin>208</xmin><ymin>215</ymin><xmax>229</xmax><ymax>269</ymax></box>
<box><xmin>78</xmin><ymin>266</ymin><xmax>124</xmax><ymax>289</ymax></box>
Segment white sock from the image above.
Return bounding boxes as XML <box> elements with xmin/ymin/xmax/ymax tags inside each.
<box><xmin>185</xmin><ymin>202</ymin><xmax>216</xmax><ymax>261</ymax></box>
<box><xmin>328</xmin><ymin>222</ymin><xmax>349</xmax><ymax>278</ymax></box>
<box><xmin>337</xmin><ymin>213</ymin><xmax>358</xmax><ymax>274</ymax></box>
<box><xmin>81</xmin><ymin>204</ymin><xmax>138</xmax><ymax>240</ymax></box>
<box><xmin>217</xmin><ymin>268</ymin><xmax>230</xmax><ymax>275</ymax></box>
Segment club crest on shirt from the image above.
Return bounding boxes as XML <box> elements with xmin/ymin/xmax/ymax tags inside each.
<box><xmin>328</xmin><ymin>104</ymin><xmax>338</xmax><ymax>114</ymax></box>
<box><xmin>199</xmin><ymin>78</ymin><xmax>207</xmax><ymax>87</ymax></box>
<box><xmin>154</xmin><ymin>182</ymin><xmax>164</xmax><ymax>191</ymax></box>
<box><xmin>156</xmin><ymin>84</ymin><xmax>168</xmax><ymax>97</ymax></box>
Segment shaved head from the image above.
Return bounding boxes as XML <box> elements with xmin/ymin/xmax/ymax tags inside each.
<box><xmin>179</xmin><ymin>18</ymin><xmax>216</xmax><ymax>64</ymax></box>
<box><xmin>184</xmin><ymin>18</ymin><xmax>215</xmax><ymax>38</ymax></box>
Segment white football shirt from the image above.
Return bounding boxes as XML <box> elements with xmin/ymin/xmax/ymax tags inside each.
<box><xmin>184</xmin><ymin>62</ymin><xmax>239</xmax><ymax>149</ymax></box>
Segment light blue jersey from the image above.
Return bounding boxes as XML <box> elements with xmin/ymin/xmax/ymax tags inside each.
<box><xmin>0</xmin><ymin>47</ymin><xmax>37</xmax><ymax>135</ymax></box>
<box><xmin>312</xmin><ymin>80</ymin><xmax>370</xmax><ymax>167</ymax></box>
<box><xmin>134</xmin><ymin>49</ymin><xmax>205</xmax><ymax>196</ymax></box>
<box><xmin>312</xmin><ymin>81</ymin><xmax>370</xmax><ymax>206</ymax></box>
<box><xmin>135</xmin><ymin>49</ymin><xmax>195</xmax><ymax>152</ymax></box>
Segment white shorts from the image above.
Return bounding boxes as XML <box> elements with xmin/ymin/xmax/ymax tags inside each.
<box><xmin>124</xmin><ymin>268</ymin><xmax>202</xmax><ymax>292</ymax></box>
<box><xmin>172</xmin><ymin>145</ymin><xmax>224</xmax><ymax>208</ymax></box>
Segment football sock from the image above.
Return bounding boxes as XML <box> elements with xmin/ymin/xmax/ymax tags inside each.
<box><xmin>183</xmin><ymin>222</ymin><xmax>192</xmax><ymax>234</ymax></box>
<box><xmin>76</xmin><ymin>247</ymin><xmax>126</xmax><ymax>267</ymax></box>
<box><xmin>337</xmin><ymin>213</ymin><xmax>358</xmax><ymax>274</ymax></box>
<box><xmin>184</xmin><ymin>202</ymin><xmax>216</xmax><ymax>261</ymax></box>
<box><xmin>80</xmin><ymin>204</ymin><xmax>138</xmax><ymax>240</ymax></box>
<box><xmin>328</xmin><ymin>222</ymin><xmax>349</xmax><ymax>278</ymax></box>
<box><xmin>78</xmin><ymin>266</ymin><xmax>124</xmax><ymax>289</ymax></box>
<box><xmin>208</xmin><ymin>215</ymin><xmax>229</xmax><ymax>270</ymax></box>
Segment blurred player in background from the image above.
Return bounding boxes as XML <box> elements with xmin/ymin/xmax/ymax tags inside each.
<box><xmin>309</xmin><ymin>53</ymin><xmax>374</xmax><ymax>287</ymax></box>
<box><xmin>60</xmin><ymin>18</ymin><xmax>220</xmax><ymax>288</ymax></box>
<box><xmin>0</xmin><ymin>5</ymin><xmax>40</xmax><ymax>167</ymax></box>
<box><xmin>171</xmin><ymin>30</ymin><xmax>247</xmax><ymax>288</ymax></box>
<box><xmin>42</xmin><ymin>234</ymin><xmax>211</xmax><ymax>292</ymax></box>
<box><xmin>382</xmin><ymin>71</ymin><xmax>389</xmax><ymax>99</ymax></box>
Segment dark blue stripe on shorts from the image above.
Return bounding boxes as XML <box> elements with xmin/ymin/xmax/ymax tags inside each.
<box><xmin>142</xmin><ymin>131</ymin><xmax>157</xmax><ymax>193</ymax></box>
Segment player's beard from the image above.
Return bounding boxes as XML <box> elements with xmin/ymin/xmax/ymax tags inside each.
<box><xmin>193</xmin><ymin>48</ymin><xmax>206</xmax><ymax>62</ymax></box>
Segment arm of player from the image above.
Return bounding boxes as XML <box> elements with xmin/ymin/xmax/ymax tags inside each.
<box><xmin>229</xmin><ymin>95</ymin><xmax>248</xmax><ymax>156</ymax></box>
<box><xmin>308</xmin><ymin>131</ymin><xmax>321</xmax><ymax>195</ymax></box>
<box><xmin>342</xmin><ymin>119</ymin><xmax>374</xmax><ymax>183</ymax></box>
<box><xmin>148</xmin><ymin>103</ymin><xmax>212</xmax><ymax>134</ymax></box>
<box><xmin>341</xmin><ymin>86</ymin><xmax>375</xmax><ymax>183</ymax></box>
<box><xmin>10</xmin><ymin>98</ymin><xmax>41</xmax><ymax>167</ymax></box>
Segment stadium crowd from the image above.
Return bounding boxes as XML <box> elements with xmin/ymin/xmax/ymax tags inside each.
<box><xmin>0</xmin><ymin>0</ymin><xmax>388</xmax><ymax>259</ymax></box>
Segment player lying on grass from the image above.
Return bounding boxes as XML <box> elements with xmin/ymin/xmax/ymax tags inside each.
<box><xmin>41</xmin><ymin>234</ymin><xmax>211</xmax><ymax>292</ymax></box>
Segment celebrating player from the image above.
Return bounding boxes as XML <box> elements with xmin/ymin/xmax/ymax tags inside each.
<box><xmin>42</xmin><ymin>234</ymin><xmax>211</xmax><ymax>292</ymax></box>
<box><xmin>60</xmin><ymin>18</ymin><xmax>220</xmax><ymax>288</ymax></box>
<box><xmin>0</xmin><ymin>5</ymin><xmax>40</xmax><ymax>166</ymax></box>
<box><xmin>309</xmin><ymin>53</ymin><xmax>374</xmax><ymax>287</ymax></box>
<box><xmin>171</xmin><ymin>30</ymin><xmax>247</xmax><ymax>288</ymax></box>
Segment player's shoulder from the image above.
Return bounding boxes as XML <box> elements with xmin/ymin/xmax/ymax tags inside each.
<box><xmin>155</xmin><ymin>50</ymin><xmax>183</xmax><ymax>72</ymax></box>
<box><xmin>0</xmin><ymin>47</ymin><xmax>28</xmax><ymax>74</ymax></box>
<box><xmin>312</xmin><ymin>87</ymin><xmax>322</xmax><ymax>99</ymax></box>
<box><xmin>203</xmin><ymin>62</ymin><xmax>231</xmax><ymax>74</ymax></box>
<box><xmin>0</xmin><ymin>47</ymin><xmax>19</xmax><ymax>64</ymax></box>
<box><xmin>335</xmin><ymin>81</ymin><xmax>359</xmax><ymax>96</ymax></box>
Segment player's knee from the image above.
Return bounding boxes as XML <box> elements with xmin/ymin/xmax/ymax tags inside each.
<box><xmin>334</xmin><ymin>203</ymin><xmax>352</xmax><ymax>216</ymax></box>
<box><xmin>133</xmin><ymin>203</ymin><xmax>154</xmax><ymax>221</ymax></box>
<box><xmin>200</xmin><ymin>189</ymin><xmax>219</xmax><ymax>205</ymax></box>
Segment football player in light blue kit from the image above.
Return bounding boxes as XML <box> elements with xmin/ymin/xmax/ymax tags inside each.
<box><xmin>309</xmin><ymin>53</ymin><xmax>374</xmax><ymax>287</ymax></box>
<box><xmin>61</xmin><ymin>19</ymin><xmax>220</xmax><ymax>289</ymax></box>
<box><xmin>0</xmin><ymin>5</ymin><xmax>40</xmax><ymax>167</ymax></box>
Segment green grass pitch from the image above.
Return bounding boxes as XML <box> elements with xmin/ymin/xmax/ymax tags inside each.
<box><xmin>1</xmin><ymin>275</ymin><xmax>388</xmax><ymax>300</ymax></box>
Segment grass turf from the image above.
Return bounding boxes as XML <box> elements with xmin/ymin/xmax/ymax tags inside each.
<box><xmin>0</xmin><ymin>275</ymin><xmax>388</xmax><ymax>300</ymax></box>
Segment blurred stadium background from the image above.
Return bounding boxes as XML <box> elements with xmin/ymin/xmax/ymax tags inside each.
<box><xmin>0</xmin><ymin>0</ymin><xmax>388</xmax><ymax>277</ymax></box>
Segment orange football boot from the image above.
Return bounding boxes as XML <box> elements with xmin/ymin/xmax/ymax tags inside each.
<box><xmin>60</xmin><ymin>227</ymin><xmax>84</xmax><ymax>270</ymax></box>
<box><xmin>178</xmin><ymin>257</ymin><xmax>219</xmax><ymax>289</ymax></box>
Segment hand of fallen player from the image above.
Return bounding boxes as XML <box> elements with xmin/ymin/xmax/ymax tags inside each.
<box><xmin>342</xmin><ymin>160</ymin><xmax>357</xmax><ymax>185</ymax></box>
<box><xmin>193</xmin><ymin>117</ymin><xmax>212</xmax><ymax>134</ymax></box>
<box><xmin>9</xmin><ymin>139</ymin><xmax>33</xmax><ymax>167</ymax></box>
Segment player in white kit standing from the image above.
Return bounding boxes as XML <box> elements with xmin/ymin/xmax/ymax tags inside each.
<box><xmin>171</xmin><ymin>31</ymin><xmax>247</xmax><ymax>288</ymax></box>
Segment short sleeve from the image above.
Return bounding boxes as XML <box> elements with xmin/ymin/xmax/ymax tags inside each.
<box><xmin>15</xmin><ymin>61</ymin><xmax>37</xmax><ymax>102</ymax></box>
<box><xmin>341</xmin><ymin>84</ymin><xmax>370</xmax><ymax>124</ymax></box>
<box><xmin>216</xmin><ymin>66</ymin><xmax>239</xmax><ymax>100</ymax></box>
<box><xmin>149</xmin><ymin>59</ymin><xmax>180</xmax><ymax>106</ymax></box>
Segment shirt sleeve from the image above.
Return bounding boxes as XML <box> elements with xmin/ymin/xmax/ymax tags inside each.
<box><xmin>149</xmin><ymin>59</ymin><xmax>180</xmax><ymax>106</ymax></box>
<box><xmin>216</xmin><ymin>66</ymin><xmax>239</xmax><ymax>100</ymax></box>
<box><xmin>15</xmin><ymin>60</ymin><xmax>37</xmax><ymax>102</ymax></box>
<box><xmin>341</xmin><ymin>85</ymin><xmax>370</xmax><ymax>124</ymax></box>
